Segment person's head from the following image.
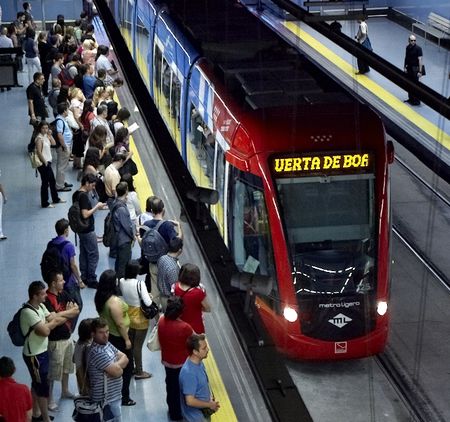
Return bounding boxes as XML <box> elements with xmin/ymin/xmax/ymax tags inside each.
<box><xmin>78</xmin><ymin>63</ymin><xmax>88</xmax><ymax>77</ymax></box>
<box><xmin>105</xmin><ymin>85</ymin><xmax>115</xmax><ymax>99</ymax></box>
<box><xmin>164</xmin><ymin>296</ymin><xmax>184</xmax><ymax>320</ymax></box>
<box><xmin>49</xmin><ymin>34</ymin><xmax>58</xmax><ymax>46</ymax></box>
<box><xmin>116</xmin><ymin>181</ymin><xmax>128</xmax><ymax>198</ymax></box>
<box><xmin>36</xmin><ymin>120</ymin><xmax>49</xmax><ymax>134</ymax></box>
<box><xmin>28</xmin><ymin>280</ymin><xmax>47</xmax><ymax>302</ymax></box>
<box><xmin>65</xmin><ymin>26</ymin><xmax>74</xmax><ymax>37</ymax></box>
<box><xmin>97</xmin><ymin>68</ymin><xmax>106</xmax><ymax>80</ymax></box>
<box><xmin>83</xmin><ymin>38</ymin><xmax>95</xmax><ymax>51</ymax></box>
<box><xmin>23</xmin><ymin>2</ymin><xmax>31</xmax><ymax>11</ymax></box>
<box><xmin>38</xmin><ymin>31</ymin><xmax>47</xmax><ymax>42</ymax></box>
<box><xmin>83</xmin><ymin>146</ymin><xmax>101</xmax><ymax>170</ymax></box>
<box><xmin>113</xmin><ymin>152</ymin><xmax>126</xmax><ymax>165</ymax></box>
<box><xmin>56</xmin><ymin>14</ymin><xmax>65</xmax><ymax>27</ymax></box>
<box><xmin>52</xmin><ymin>77</ymin><xmax>61</xmax><ymax>89</ymax></box>
<box><xmin>86</xmin><ymin>24</ymin><xmax>94</xmax><ymax>34</ymax></box>
<box><xmin>7</xmin><ymin>23</ymin><xmax>17</xmax><ymax>36</ymax></box>
<box><xmin>81</xmin><ymin>98</ymin><xmax>94</xmax><ymax>115</ymax></box>
<box><xmin>94</xmin><ymin>270</ymin><xmax>118</xmax><ymax>313</ymax></box>
<box><xmin>53</xmin><ymin>52</ymin><xmax>64</xmax><ymax>65</ymax></box>
<box><xmin>150</xmin><ymin>196</ymin><xmax>164</xmax><ymax>215</ymax></box>
<box><xmin>33</xmin><ymin>72</ymin><xmax>45</xmax><ymax>86</ymax></box>
<box><xmin>0</xmin><ymin>357</ymin><xmax>16</xmax><ymax>378</ymax></box>
<box><xmin>91</xmin><ymin>317</ymin><xmax>109</xmax><ymax>345</ymax></box>
<box><xmin>96</xmin><ymin>103</ymin><xmax>108</xmax><ymax>118</ymax></box>
<box><xmin>70</xmin><ymin>53</ymin><xmax>81</xmax><ymax>63</ymax></box>
<box><xmin>77</xmin><ymin>318</ymin><xmax>93</xmax><ymax>344</ymax></box>
<box><xmin>145</xmin><ymin>195</ymin><xmax>157</xmax><ymax>213</ymax></box>
<box><xmin>47</xmin><ymin>271</ymin><xmax>65</xmax><ymax>293</ymax></box>
<box><xmin>81</xmin><ymin>172</ymin><xmax>97</xmax><ymax>189</ymax></box>
<box><xmin>86</xmin><ymin>63</ymin><xmax>95</xmax><ymax>75</ymax></box>
<box><xmin>186</xmin><ymin>334</ymin><xmax>209</xmax><ymax>360</ymax></box>
<box><xmin>114</xmin><ymin>127</ymin><xmax>129</xmax><ymax>146</ymax></box>
<box><xmin>179</xmin><ymin>263</ymin><xmax>201</xmax><ymax>288</ymax></box>
<box><xmin>80</xmin><ymin>11</ymin><xmax>87</xmax><ymax>20</ymax></box>
<box><xmin>97</xmin><ymin>44</ymin><xmax>109</xmax><ymax>56</ymax></box>
<box><xmin>124</xmin><ymin>259</ymin><xmax>140</xmax><ymax>280</ymax></box>
<box><xmin>70</xmin><ymin>87</ymin><xmax>84</xmax><ymax>101</ymax></box>
<box><xmin>74</xmin><ymin>19</ymin><xmax>82</xmax><ymax>28</ymax></box>
<box><xmin>116</xmin><ymin>107</ymin><xmax>130</xmax><ymax>123</ymax></box>
<box><xmin>57</xmin><ymin>86</ymin><xmax>69</xmax><ymax>104</ymax></box>
<box><xmin>112</xmin><ymin>77</ymin><xmax>124</xmax><ymax>88</ymax></box>
<box><xmin>55</xmin><ymin>218</ymin><xmax>70</xmax><ymax>236</ymax></box>
<box><xmin>16</xmin><ymin>12</ymin><xmax>25</xmax><ymax>22</ymax></box>
<box><xmin>89</xmin><ymin>125</ymin><xmax>107</xmax><ymax>148</ymax></box>
<box><xmin>409</xmin><ymin>35</ymin><xmax>416</xmax><ymax>44</ymax></box>
<box><xmin>120</xmin><ymin>173</ymin><xmax>135</xmax><ymax>193</ymax></box>
<box><xmin>57</xmin><ymin>102</ymin><xmax>68</xmax><ymax>116</ymax></box>
<box><xmin>25</xmin><ymin>27</ymin><xmax>35</xmax><ymax>39</ymax></box>
<box><xmin>168</xmin><ymin>237</ymin><xmax>183</xmax><ymax>255</ymax></box>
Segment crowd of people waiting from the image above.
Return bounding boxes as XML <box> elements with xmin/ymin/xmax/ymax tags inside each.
<box><xmin>0</xmin><ymin>3</ymin><xmax>220</xmax><ymax>422</ymax></box>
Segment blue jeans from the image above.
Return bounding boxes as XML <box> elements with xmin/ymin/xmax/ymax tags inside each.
<box><xmin>78</xmin><ymin>231</ymin><xmax>99</xmax><ymax>284</ymax></box>
<box><xmin>115</xmin><ymin>242</ymin><xmax>132</xmax><ymax>280</ymax></box>
<box><xmin>103</xmin><ymin>398</ymin><xmax>121</xmax><ymax>422</ymax></box>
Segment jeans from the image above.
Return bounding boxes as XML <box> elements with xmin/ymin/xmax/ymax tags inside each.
<box><xmin>115</xmin><ymin>242</ymin><xmax>132</xmax><ymax>280</ymax></box>
<box><xmin>37</xmin><ymin>163</ymin><xmax>59</xmax><ymax>207</ymax></box>
<box><xmin>128</xmin><ymin>328</ymin><xmax>148</xmax><ymax>374</ymax></box>
<box><xmin>78</xmin><ymin>231</ymin><xmax>99</xmax><ymax>284</ymax></box>
<box><xmin>55</xmin><ymin>146</ymin><xmax>71</xmax><ymax>190</ymax></box>
<box><xmin>165</xmin><ymin>366</ymin><xmax>183</xmax><ymax>420</ymax></box>
<box><xmin>104</xmin><ymin>398</ymin><xmax>122</xmax><ymax>422</ymax></box>
<box><xmin>108</xmin><ymin>335</ymin><xmax>133</xmax><ymax>401</ymax></box>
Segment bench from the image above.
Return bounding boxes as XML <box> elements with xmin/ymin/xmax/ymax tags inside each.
<box><xmin>412</xmin><ymin>12</ymin><xmax>450</xmax><ymax>49</ymax></box>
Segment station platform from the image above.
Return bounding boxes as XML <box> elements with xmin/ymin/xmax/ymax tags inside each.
<box><xmin>241</xmin><ymin>1</ymin><xmax>450</xmax><ymax>169</ymax></box>
<box><xmin>0</xmin><ymin>20</ymin><xmax>270</xmax><ymax>422</ymax></box>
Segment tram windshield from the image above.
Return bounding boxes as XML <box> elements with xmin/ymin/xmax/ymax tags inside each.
<box><xmin>275</xmin><ymin>174</ymin><xmax>376</xmax><ymax>296</ymax></box>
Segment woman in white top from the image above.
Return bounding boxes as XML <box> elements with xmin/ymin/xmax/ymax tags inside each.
<box><xmin>119</xmin><ymin>260</ymin><xmax>153</xmax><ymax>379</ymax></box>
<box><xmin>35</xmin><ymin>121</ymin><xmax>65</xmax><ymax>208</ymax></box>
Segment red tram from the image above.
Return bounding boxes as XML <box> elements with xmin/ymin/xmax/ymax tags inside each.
<box><xmin>107</xmin><ymin>0</ymin><xmax>393</xmax><ymax>359</ymax></box>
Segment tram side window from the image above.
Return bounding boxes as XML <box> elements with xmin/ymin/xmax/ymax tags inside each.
<box><xmin>136</xmin><ymin>14</ymin><xmax>150</xmax><ymax>84</ymax></box>
<box><xmin>230</xmin><ymin>170</ymin><xmax>275</xmax><ymax>282</ymax></box>
<box><xmin>189</xmin><ymin>105</ymin><xmax>216</xmax><ymax>188</ymax></box>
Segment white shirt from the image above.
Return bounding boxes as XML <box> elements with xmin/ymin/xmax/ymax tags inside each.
<box><xmin>0</xmin><ymin>35</ymin><xmax>13</xmax><ymax>49</ymax></box>
<box><xmin>126</xmin><ymin>191</ymin><xmax>141</xmax><ymax>222</ymax></box>
<box><xmin>119</xmin><ymin>278</ymin><xmax>152</xmax><ymax>307</ymax></box>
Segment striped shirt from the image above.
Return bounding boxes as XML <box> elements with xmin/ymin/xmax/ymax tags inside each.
<box><xmin>157</xmin><ymin>254</ymin><xmax>180</xmax><ymax>297</ymax></box>
<box><xmin>87</xmin><ymin>341</ymin><xmax>122</xmax><ymax>403</ymax></box>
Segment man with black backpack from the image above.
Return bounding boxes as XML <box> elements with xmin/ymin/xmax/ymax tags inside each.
<box><xmin>41</xmin><ymin>218</ymin><xmax>85</xmax><ymax>313</ymax></box>
<box><xmin>140</xmin><ymin>196</ymin><xmax>182</xmax><ymax>307</ymax></box>
<box><xmin>72</xmin><ymin>173</ymin><xmax>105</xmax><ymax>289</ymax></box>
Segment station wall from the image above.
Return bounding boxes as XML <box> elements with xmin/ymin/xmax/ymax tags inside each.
<box><xmin>1</xmin><ymin>0</ymin><xmax>83</xmax><ymax>24</ymax></box>
<box><xmin>368</xmin><ymin>0</ymin><xmax>448</xmax><ymax>22</ymax></box>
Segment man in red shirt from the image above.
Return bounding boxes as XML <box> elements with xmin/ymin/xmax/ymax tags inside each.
<box><xmin>0</xmin><ymin>356</ymin><xmax>32</xmax><ymax>422</ymax></box>
<box><xmin>158</xmin><ymin>297</ymin><xmax>193</xmax><ymax>421</ymax></box>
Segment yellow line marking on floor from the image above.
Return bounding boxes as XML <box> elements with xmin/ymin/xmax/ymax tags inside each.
<box><xmin>114</xmin><ymin>94</ymin><xmax>238</xmax><ymax>421</ymax></box>
<box><xmin>283</xmin><ymin>21</ymin><xmax>450</xmax><ymax>150</ymax></box>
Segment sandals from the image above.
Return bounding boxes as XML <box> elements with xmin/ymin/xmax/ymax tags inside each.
<box><xmin>134</xmin><ymin>371</ymin><xmax>152</xmax><ymax>380</ymax></box>
<box><xmin>121</xmin><ymin>398</ymin><xmax>137</xmax><ymax>406</ymax></box>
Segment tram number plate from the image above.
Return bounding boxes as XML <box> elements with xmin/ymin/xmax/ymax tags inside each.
<box><xmin>335</xmin><ymin>342</ymin><xmax>348</xmax><ymax>354</ymax></box>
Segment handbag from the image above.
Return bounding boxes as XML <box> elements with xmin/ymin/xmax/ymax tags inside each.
<box><xmin>146</xmin><ymin>324</ymin><xmax>160</xmax><ymax>351</ymax></box>
<box><xmin>137</xmin><ymin>280</ymin><xmax>159</xmax><ymax>319</ymax></box>
<box><xmin>29</xmin><ymin>151</ymin><xmax>43</xmax><ymax>169</ymax></box>
<box><xmin>72</xmin><ymin>397</ymin><xmax>102</xmax><ymax>422</ymax></box>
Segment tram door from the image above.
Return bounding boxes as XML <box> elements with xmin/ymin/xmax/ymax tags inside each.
<box><xmin>135</xmin><ymin>7</ymin><xmax>151</xmax><ymax>87</ymax></box>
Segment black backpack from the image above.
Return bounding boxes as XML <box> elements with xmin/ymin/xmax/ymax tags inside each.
<box><xmin>68</xmin><ymin>193</ymin><xmax>90</xmax><ymax>234</ymax></box>
<box><xmin>141</xmin><ymin>220</ymin><xmax>169</xmax><ymax>263</ymax></box>
<box><xmin>7</xmin><ymin>303</ymin><xmax>39</xmax><ymax>347</ymax></box>
<box><xmin>103</xmin><ymin>202</ymin><xmax>126</xmax><ymax>247</ymax></box>
<box><xmin>40</xmin><ymin>240</ymin><xmax>70</xmax><ymax>282</ymax></box>
<box><xmin>49</xmin><ymin>118</ymin><xmax>66</xmax><ymax>147</ymax></box>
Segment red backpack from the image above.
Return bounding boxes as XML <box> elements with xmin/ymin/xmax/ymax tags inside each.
<box><xmin>58</xmin><ymin>66</ymin><xmax>75</xmax><ymax>87</ymax></box>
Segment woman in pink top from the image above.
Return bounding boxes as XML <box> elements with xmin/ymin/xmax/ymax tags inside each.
<box><xmin>172</xmin><ymin>263</ymin><xmax>211</xmax><ymax>334</ymax></box>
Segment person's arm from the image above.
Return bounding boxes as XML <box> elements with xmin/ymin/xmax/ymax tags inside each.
<box><xmin>418</xmin><ymin>55</ymin><xmax>423</xmax><ymax>76</ymax></box>
<box><xmin>103</xmin><ymin>361</ymin><xmax>124</xmax><ymax>378</ymax></box>
<box><xmin>139</xmin><ymin>280</ymin><xmax>152</xmax><ymax>306</ymax></box>
<box><xmin>201</xmin><ymin>296</ymin><xmax>211</xmax><ymax>313</ymax></box>
<box><xmin>33</xmin><ymin>314</ymin><xmax>68</xmax><ymax>337</ymax></box>
<box><xmin>109</xmin><ymin>297</ymin><xmax>131</xmax><ymax>349</ymax></box>
<box><xmin>56</xmin><ymin>301</ymin><xmax>80</xmax><ymax>319</ymax></box>
<box><xmin>56</xmin><ymin>121</ymin><xmax>67</xmax><ymax>149</ymax></box>
<box><xmin>132</xmin><ymin>193</ymin><xmax>142</xmax><ymax>217</ymax></box>
<box><xmin>117</xmin><ymin>207</ymin><xmax>134</xmax><ymax>240</ymax></box>
<box><xmin>169</xmin><ymin>219</ymin><xmax>183</xmax><ymax>239</ymax></box>
<box><xmin>0</xmin><ymin>183</ymin><xmax>6</xmax><ymax>204</ymax></box>
<box><xmin>70</xmin><ymin>256</ymin><xmax>84</xmax><ymax>287</ymax></box>
<box><xmin>80</xmin><ymin>192</ymin><xmax>104</xmax><ymax>218</ymax></box>
<box><xmin>26</xmin><ymin>408</ymin><xmax>32</xmax><ymax>422</ymax></box>
<box><xmin>184</xmin><ymin>395</ymin><xmax>220</xmax><ymax>412</ymax></box>
<box><xmin>27</xmin><ymin>99</ymin><xmax>35</xmax><ymax>119</ymax></box>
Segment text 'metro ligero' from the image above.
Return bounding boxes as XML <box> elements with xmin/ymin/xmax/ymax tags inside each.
<box><xmin>272</xmin><ymin>153</ymin><xmax>372</xmax><ymax>176</ymax></box>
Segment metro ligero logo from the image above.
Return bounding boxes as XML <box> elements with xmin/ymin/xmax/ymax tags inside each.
<box><xmin>328</xmin><ymin>313</ymin><xmax>352</xmax><ymax>328</ymax></box>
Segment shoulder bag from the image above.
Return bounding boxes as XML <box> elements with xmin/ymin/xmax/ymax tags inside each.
<box><xmin>146</xmin><ymin>324</ymin><xmax>160</xmax><ymax>352</ymax></box>
<box><xmin>137</xmin><ymin>280</ymin><xmax>159</xmax><ymax>319</ymax></box>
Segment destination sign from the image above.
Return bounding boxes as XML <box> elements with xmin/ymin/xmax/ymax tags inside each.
<box><xmin>272</xmin><ymin>153</ymin><xmax>371</xmax><ymax>175</ymax></box>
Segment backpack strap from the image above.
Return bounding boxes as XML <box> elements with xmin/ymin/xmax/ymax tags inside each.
<box><xmin>22</xmin><ymin>303</ymin><xmax>41</xmax><ymax>355</ymax></box>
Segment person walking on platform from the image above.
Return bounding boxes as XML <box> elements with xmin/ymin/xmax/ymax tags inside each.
<box><xmin>404</xmin><ymin>34</ymin><xmax>424</xmax><ymax>106</ymax></box>
<box><xmin>179</xmin><ymin>334</ymin><xmax>220</xmax><ymax>422</ymax></box>
<box><xmin>355</xmin><ymin>17</ymin><xmax>372</xmax><ymax>75</ymax></box>
<box><xmin>0</xmin><ymin>169</ymin><xmax>6</xmax><ymax>240</ymax></box>
<box><xmin>73</xmin><ymin>173</ymin><xmax>104</xmax><ymax>289</ymax></box>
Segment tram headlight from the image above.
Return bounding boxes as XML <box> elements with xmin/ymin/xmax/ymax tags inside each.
<box><xmin>377</xmin><ymin>301</ymin><xmax>388</xmax><ymax>316</ymax></box>
<box><xmin>283</xmin><ymin>306</ymin><xmax>298</xmax><ymax>322</ymax></box>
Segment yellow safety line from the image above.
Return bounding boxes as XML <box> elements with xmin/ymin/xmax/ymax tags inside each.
<box><xmin>113</xmin><ymin>94</ymin><xmax>237</xmax><ymax>421</ymax></box>
<box><xmin>283</xmin><ymin>21</ymin><xmax>450</xmax><ymax>150</ymax></box>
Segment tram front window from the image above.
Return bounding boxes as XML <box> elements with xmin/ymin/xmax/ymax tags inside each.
<box><xmin>275</xmin><ymin>174</ymin><xmax>376</xmax><ymax>296</ymax></box>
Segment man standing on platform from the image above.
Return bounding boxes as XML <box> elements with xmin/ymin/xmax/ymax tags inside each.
<box><xmin>54</xmin><ymin>103</ymin><xmax>73</xmax><ymax>192</ymax></box>
<box><xmin>404</xmin><ymin>34</ymin><xmax>424</xmax><ymax>106</ymax></box>
<box><xmin>26</xmin><ymin>72</ymin><xmax>48</xmax><ymax>124</ymax></box>
<box><xmin>179</xmin><ymin>334</ymin><xmax>220</xmax><ymax>422</ymax></box>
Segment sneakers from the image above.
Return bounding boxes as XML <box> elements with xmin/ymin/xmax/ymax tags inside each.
<box><xmin>121</xmin><ymin>398</ymin><xmax>136</xmax><ymax>406</ymax></box>
<box><xmin>32</xmin><ymin>415</ymin><xmax>55</xmax><ymax>421</ymax></box>
<box><xmin>56</xmin><ymin>187</ymin><xmax>71</xmax><ymax>192</ymax></box>
<box><xmin>53</xmin><ymin>199</ymin><xmax>67</xmax><ymax>204</ymax></box>
<box><xmin>86</xmin><ymin>281</ymin><xmax>99</xmax><ymax>289</ymax></box>
<box><xmin>48</xmin><ymin>402</ymin><xmax>58</xmax><ymax>411</ymax></box>
<box><xmin>0</xmin><ymin>235</ymin><xmax>7</xmax><ymax>240</ymax></box>
<box><xmin>64</xmin><ymin>182</ymin><xmax>73</xmax><ymax>188</ymax></box>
